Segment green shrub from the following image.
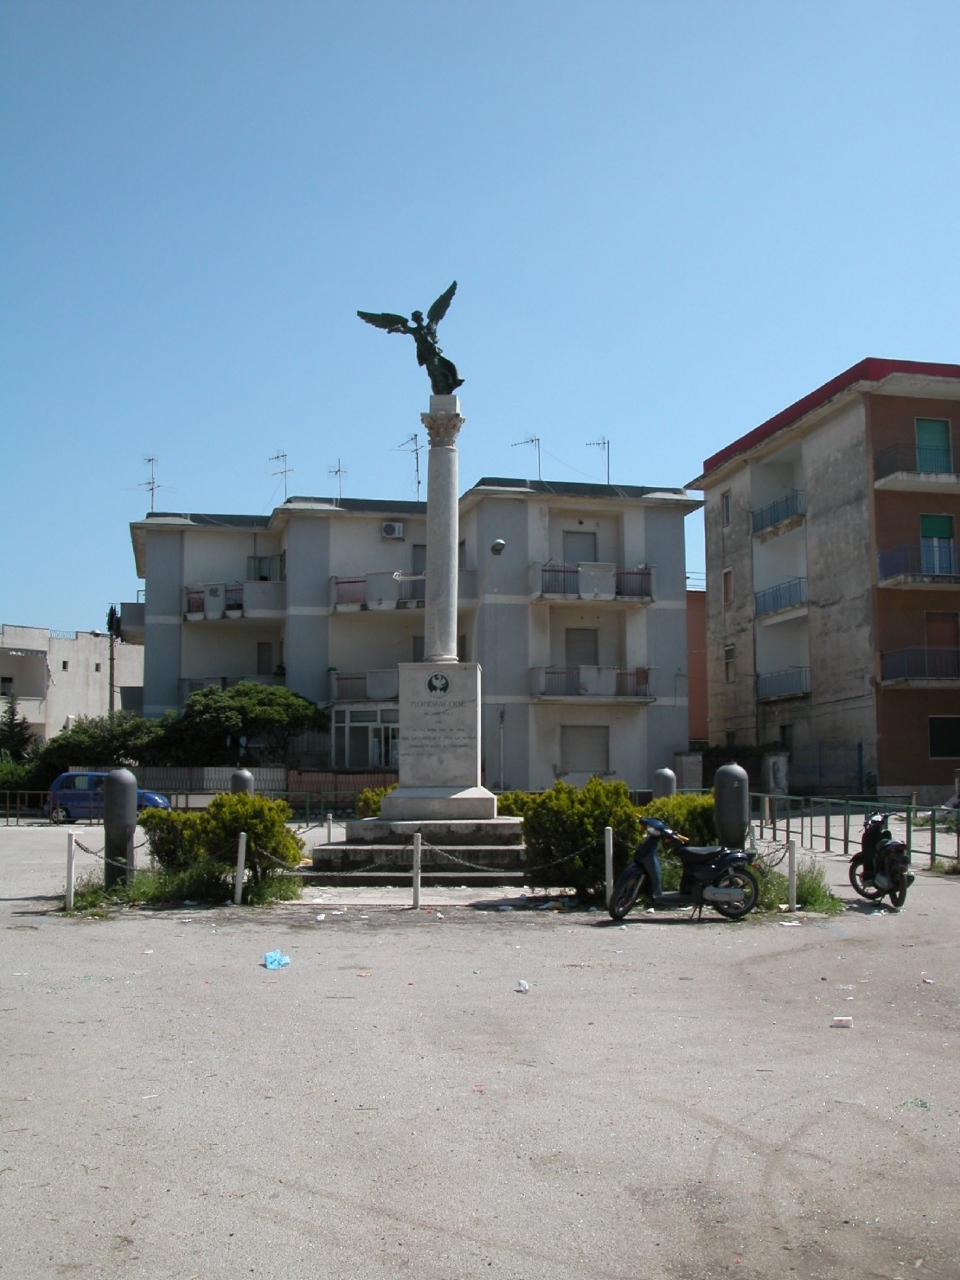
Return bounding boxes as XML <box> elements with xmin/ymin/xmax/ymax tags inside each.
<box><xmin>495</xmin><ymin>790</ymin><xmax>535</xmax><ymax>819</ymax></box>
<box><xmin>639</xmin><ymin>793</ymin><xmax>717</xmax><ymax>845</ymax></box>
<box><xmin>136</xmin><ymin>793</ymin><xmax>303</xmax><ymax>902</ymax></box>
<box><xmin>753</xmin><ymin>855</ymin><xmax>843</xmax><ymax>914</ymax></box>
<box><xmin>356</xmin><ymin>785</ymin><xmax>397</xmax><ymax>819</ymax></box>
<box><xmin>523</xmin><ymin>777</ymin><xmax>640</xmax><ymax>898</ymax></box>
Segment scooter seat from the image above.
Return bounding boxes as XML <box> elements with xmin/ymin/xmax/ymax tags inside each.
<box><xmin>682</xmin><ymin>845</ymin><xmax>723</xmax><ymax>862</ymax></box>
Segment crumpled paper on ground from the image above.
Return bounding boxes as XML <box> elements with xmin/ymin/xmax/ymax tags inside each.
<box><xmin>264</xmin><ymin>950</ymin><xmax>291</xmax><ymax>969</ymax></box>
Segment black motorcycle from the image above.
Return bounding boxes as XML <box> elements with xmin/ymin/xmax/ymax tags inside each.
<box><xmin>848</xmin><ymin>811</ymin><xmax>914</xmax><ymax>910</ymax></box>
<box><xmin>608</xmin><ymin>815</ymin><xmax>760</xmax><ymax>921</ymax></box>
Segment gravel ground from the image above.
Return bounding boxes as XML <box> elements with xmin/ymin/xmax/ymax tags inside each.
<box><xmin>2</xmin><ymin>825</ymin><xmax>959</xmax><ymax>1279</ymax></box>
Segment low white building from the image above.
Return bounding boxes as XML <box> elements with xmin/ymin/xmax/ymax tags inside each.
<box><xmin>0</xmin><ymin>624</ymin><xmax>144</xmax><ymax>743</ymax></box>
<box><xmin>126</xmin><ymin>477</ymin><xmax>700</xmax><ymax>793</ymax></box>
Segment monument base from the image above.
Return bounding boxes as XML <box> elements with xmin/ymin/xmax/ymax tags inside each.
<box><xmin>380</xmin><ymin>785</ymin><xmax>497</xmax><ymax>821</ymax></box>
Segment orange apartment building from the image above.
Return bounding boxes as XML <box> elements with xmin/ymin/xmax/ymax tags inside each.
<box><xmin>689</xmin><ymin>358</ymin><xmax>960</xmax><ymax>801</ymax></box>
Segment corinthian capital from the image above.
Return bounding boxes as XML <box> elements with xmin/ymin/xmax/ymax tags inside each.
<box><xmin>421</xmin><ymin>411</ymin><xmax>465</xmax><ymax>448</ymax></box>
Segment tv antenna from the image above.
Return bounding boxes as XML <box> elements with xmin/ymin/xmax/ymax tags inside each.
<box><xmin>397</xmin><ymin>433</ymin><xmax>423</xmax><ymax>500</ymax></box>
<box><xmin>513</xmin><ymin>435</ymin><xmax>542</xmax><ymax>481</ymax></box>
<box><xmin>329</xmin><ymin>458</ymin><xmax>345</xmax><ymax>504</ymax></box>
<box><xmin>587</xmin><ymin>436</ymin><xmax>610</xmax><ymax>485</ymax></box>
<box><xmin>140</xmin><ymin>456</ymin><xmax>160</xmax><ymax>511</ymax></box>
<box><xmin>269</xmin><ymin>450</ymin><xmax>292</xmax><ymax>500</ymax></box>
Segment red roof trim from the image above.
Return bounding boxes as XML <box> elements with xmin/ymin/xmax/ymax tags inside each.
<box><xmin>700</xmin><ymin>357</ymin><xmax>960</xmax><ymax>477</ymax></box>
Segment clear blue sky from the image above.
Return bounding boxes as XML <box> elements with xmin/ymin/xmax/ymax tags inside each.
<box><xmin>3</xmin><ymin>1</ymin><xmax>959</xmax><ymax>632</ymax></box>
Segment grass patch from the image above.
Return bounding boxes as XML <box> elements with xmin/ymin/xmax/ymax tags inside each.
<box><xmin>66</xmin><ymin>863</ymin><xmax>301</xmax><ymax>912</ymax></box>
<box><xmin>754</xmin><ymin>855</ymin><xmax>843</xmax><ymax>915</ymax></box>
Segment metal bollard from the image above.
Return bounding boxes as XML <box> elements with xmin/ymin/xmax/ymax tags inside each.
<box><xmin>604</xmin><ymin>826</ymin><xmax>614</xmax><ymax>907</ymax></box>
<box><xmin>104</xmin><ymin>769</ymin><xmax>138</xmax><ymax>890</ymax></box>
<box><xmin>412</xmin><ymin>832</ymin><xmax>421</xmax><ymax>909</ymax></box>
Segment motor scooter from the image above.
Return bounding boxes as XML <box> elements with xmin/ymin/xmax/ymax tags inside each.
<box><xmin>848</xmin><ymin>812</ymin><xmax>914</xmax><ymax>910</ymax></box>
<box><xmin>608</xmin><ymin>816</ymin><xmax>760</xmax><ymax>921</ymax></box>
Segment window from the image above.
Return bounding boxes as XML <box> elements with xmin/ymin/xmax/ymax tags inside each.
<box><xmin>722</xmin><ymin>568</ymin><xmax>733</xmax><ymax>606</ymax></box>
<box><xmin>334</xmin><ymin>708</ymin><xmax>401</xmax><ymax>768</ymax></box>
<box><xmin>256</xmin><ymin>642</ymin><xmax>273</xmax><ymax>676</ymax></box>
<box><xmin>563</xmin><ymin>530</ymin><xmax>598</xmax><ymax>565</ymax></box>
<box><xmin>560</xmin><ymin>725</ymin><xmax>609</xmax><ymax>775</ymax></box>
<box><xmin>61</xmin><ymin>660</ymin><xmax>69</xmax><ymax>671</ymax></box>
<box><xmin>565</xmin><ymin>628</ymin><xmax>599</xmax><ymax>667</ymax></box>
<box><xmin>724</xmin><ymin>645</ymin><xmax>736</xmax><ymax>684</ymax></box>
<box><xmin>94</xmin><ymin>663</ymin><xmax>101</xmax><ymax>673</ymax></box>
<box><xmin>246</xmin><ymin>554</ymin><xmax>285</xmax><ymax>582</ymax></box>
<box><xmin>1</xmin><ymin>677</ymin><xmax>12</xmax><ymax>696</ymax></box>
<box><xmin>779</xmin><ymin>723</ymin><xmax>793</xmax><ymax>751</ymax></box>
<box><xmin>916</xmin><ymin>418</ymin><xmax>951</xmax><ymax>474</ymax></box>
<box><xmin>720</xmin><ymin>490</ymin><xmax>732</xmax><ymax>526</ymax></box>
<box><xmin>725</xmin><ymin>730</ymin><xmax>736</xmax><ymax>748</ymax></box>
<box><xmin>920</xmin><ymin>515</ymin><xmax>955</xmax><ymax>575</ymax></box>
<box><xmin>929</xmin><ymin>717</ymin><xmax>960</xmax><ymax>758</ymax></box>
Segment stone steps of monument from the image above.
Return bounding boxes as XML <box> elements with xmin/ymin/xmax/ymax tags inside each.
<box><xmin>311</xmin><ymin>843</ymin><xmax>526</xmax><ymax>874</ymax></box>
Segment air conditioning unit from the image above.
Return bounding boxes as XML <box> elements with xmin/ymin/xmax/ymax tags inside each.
<box><xmin>381</xmin><ymin>521</ymin><xmax>404</xmax><ymax>539</ymax></box>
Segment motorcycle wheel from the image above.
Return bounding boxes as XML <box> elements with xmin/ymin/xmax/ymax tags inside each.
<box><xmin>887</xmin><ymin>872</ymin><xmax>908</xmax><ymax>911</ymax></box>
<box><xmin>608</xmin><ymin>867</ymin><xmax>645</xmax><ymax>921</ymax></box>
<box><xmin>849</xmin><ymin>854</ymin><xmax>884</xmax><ymax>901</ymax></box>
<box><xmin>711</xmin><ymin>867</ymin><xmax>759</xmax><ymax>919</ymax></box>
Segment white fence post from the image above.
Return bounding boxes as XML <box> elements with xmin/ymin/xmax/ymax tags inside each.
<box><xmin>412</xmin><ymin>832</ymin><xmax>421</xmax><ymax>909</ymax></box>
<box><xmin>65</xmin><ymin>832</ymin><xmax>75</xmax><ymax>911</ymax></box>
<box><xmin>326</xmin><ymin>813</ymin><xmax>333</xmax><ymax>844</ymax></box>
<box><xmin>234</xmin><ymin>831</ymin><xmax>248</xmax><ymax>905</ymax></box>
<box><xmin>788</xmin><ymin>839</ymin><xmax>797</xmax><ymax>913</ymax></box>
<box><xmin>604</xmin><ymin>826</ymin><xmax>614</xmax><ymax>907</ymax></box>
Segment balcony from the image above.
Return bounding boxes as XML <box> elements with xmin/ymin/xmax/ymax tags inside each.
<box><xmin>755</xmin><ymin>577</ymin><xmax>807</xmax><ymax>619</ymax></box>
<box><xmin>2</xmin><ymin>693</ymin><xmax>45</xmax><ymax>725</ymax></box>
<box><xmin>529</xmin><ymin>666</ymin><xmax>653</xmax><ymax>700</ymax></box>
<box><xmin>751</xmin><ymin>490</ymin><xmax>806</xmax><ymax>537</ymax></box>
<box><xmin>118</xmin><ymin>601</ymin><xmax>145</xmax><ymax>644</ymax></box>
<box><xmin>331</xmin><ymin>570</ymin><xmax>478</xmax><ymax>611</ymax></box>
<box><xmin>874</xmin><ymin>444</ymin><xmax>960</xmax><ymax>492</ymax></box>
<box><xmin>330</xmin><ymin>669</ymin><xmax>400</xmax><ymax>701</ymax></box>
<box><xmin>532</xmin><ymin>563</ymin><xmax>652</xmax><ymax>603</ymax></box>
<box><xmin>880</xmin><ymin>647</ymin><xmax>960</xmax><ymax>684</ymax></box>
<box><xmin>179</xmin><ymin>674</ymin><xmax>286</xmax><ymax>702</ymax></box>
<box><xmin>183</xmin><ymin>581</ymin><xmax>285</xmax><ymax>620</ymax></box>
<box><xmin>756</xmin><ymin>667</ymin><xmax>811</xmax><ymax>700</ymax></box>
<box><xmin>877</xmin><ymin>544</ymin><xmax>960</xmax><ymax>587</ymax></box>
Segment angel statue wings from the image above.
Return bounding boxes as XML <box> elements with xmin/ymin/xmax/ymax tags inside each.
<box><xmin>357</xmin><ymin>281</ymin><xmax>464</xmax><ymax>396</ymax></box>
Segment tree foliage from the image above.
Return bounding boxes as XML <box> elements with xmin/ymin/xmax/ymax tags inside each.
<box><xmin>160</xmin><ymin>683</ymin><xmax>327</xmax><ymax>765</ymax></box>
<box><xmin>0</xmin><ymin>698</ymin><xmax>36</xmax><ymax>763</ymax></box>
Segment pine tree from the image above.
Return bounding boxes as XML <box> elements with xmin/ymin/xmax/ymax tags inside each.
<box><xmin>0</xmin><ymin>698</ymin><xmax>36</xmax><ymax>762</ymax></box>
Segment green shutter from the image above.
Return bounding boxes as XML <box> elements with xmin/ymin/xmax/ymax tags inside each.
<box><xmin>916</xmin><ymin>418</ymin><xmax>951</xmax><ymax>473</ymax></box>
<box><xmin>920</xmin><ymin>514</ymin><xmax>954</xmax><ymax>539</ymax></box>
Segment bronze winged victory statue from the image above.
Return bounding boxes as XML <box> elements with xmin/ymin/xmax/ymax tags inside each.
<box><xmin>357</xmin><ymin>281</ymin><xmax>464</xmax><ymax>396</ymax></box>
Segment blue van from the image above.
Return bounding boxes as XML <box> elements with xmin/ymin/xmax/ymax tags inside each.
<box><xmin>45</xmin><ymin>772</ymin><xmax>171</xmax><ymax>824</ymax></box>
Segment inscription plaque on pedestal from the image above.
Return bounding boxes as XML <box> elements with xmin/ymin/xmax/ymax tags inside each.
<box><xmin>395</xmin><ymin>662</ymin><xmax>481</xmax><ymax>788</ymax></box>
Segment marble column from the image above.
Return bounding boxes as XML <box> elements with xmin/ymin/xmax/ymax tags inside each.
<box><xmin>421</xmin><ymin>395</ymin><xmax>463</xmax><ymax>664</ymax></box>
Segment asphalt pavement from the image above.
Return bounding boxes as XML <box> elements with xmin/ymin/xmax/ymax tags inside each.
<box><xmin>2</xmin><ymin>824</ymin><xmax>959</xmax><ymax>1279</ymax></box>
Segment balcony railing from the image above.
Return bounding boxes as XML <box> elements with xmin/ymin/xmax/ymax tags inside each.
<box><xmin>877</xmin><ymin>544</ymin><xmax>959</xmax><ymax>583</ymax></box>
<box><xmin>330</xmin><ymin>669</ymin><xmax>400</xmax><ymax>701</ymax></box>
<box><xmin>880</xmin><ymin>647</ymin><xmax>960</xmax><ymax>681</ymax></box>
<box><xmin>537</xmin><ymin>563</ymin><xmax>652</xmax><ymax>601</ymax></box>
<box><xmin>179</xmin><ymin>674</ymin><xmax>285</xmax><ymax>700</ymax></box>
<box><xmin>755</xmin><ymin>577</ymin><xmax>807</xmax><ymax>617</ymax></box>
<box><xmin>874</xmin><ymin>443</ymin><xmax>956</xmax><ymax>481</ymax></box>
<box><xmin>332</xmin><ymin>570</ymin><xmax>476</xmax><ymax>609</ymax></box>
<box><xmin>756</xmin><ymin>667</ymin><xmax>811</xmax><ymax>700</ymax></box>
<box><xmin>183</xmin><ymin>581</ymin><xmax>285</xmax><ymax>617</ymax></box>
<box><xmin>530</xmin><ymin>666</ymin><xmax>651</xmax><ymax>698</ymax></box>
<box><xmin>751</xmin><ymin>490</ymin><xmax>806</xmax><ymax>535</ymax></box>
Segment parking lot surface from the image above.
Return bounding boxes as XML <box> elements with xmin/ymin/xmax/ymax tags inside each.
<box><xmin>2</xmin><ymin>825</ymin><xmax>959</xmax><ymax>1279</ymax></box>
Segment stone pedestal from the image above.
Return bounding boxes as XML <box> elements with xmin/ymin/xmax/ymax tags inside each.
<box><xmin>380</xmin><ymin>662</ymin><xmax>496</xmax><ymax>820</ymax></box>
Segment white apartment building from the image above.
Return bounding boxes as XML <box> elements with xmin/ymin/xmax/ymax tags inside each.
<box><xmin>125</xmin><ymin>477</ymin><xmax>700</xmax><ymax>793</ymax></box>
<box><xmin>0</xmin><ymin>624</ymin><xmax>144</xmax><ymax>743</ymax></box>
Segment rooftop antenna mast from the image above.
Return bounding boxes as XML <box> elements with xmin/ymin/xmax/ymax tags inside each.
<box><xmin>587</xmin><ymin>436</ymin><xmax>610</xmax><ymax>485</ymax></box>
<box><xmin>270</xmin><ymin>450</ymin><xmax>292</xmax><ymax>500</ymax></box>
<box><xmin>398</xmin><ymin>433</ymin><xmax>423</xmax><ymax>500</ymax></box>
<box><xmin>140</xmin><ymin>456</ymin><xmax>160</xmax><ymax>512</ymax></box>
<box><xmin>513</xmin><ymin>435</ymin><xmax>542</xmax><ymax>481</ymax></box>
<box><xmin>329</xmin><ymin>458</ymin><xmax>345</xmax><ymax>505</ymax></box>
